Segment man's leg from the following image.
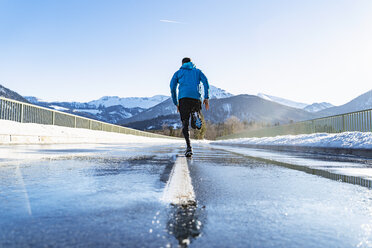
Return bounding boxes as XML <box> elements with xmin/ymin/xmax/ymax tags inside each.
<box><xmin>182</xmin><ymin>119</ymin><xmax>191</xmax><ymax>148</ymax></box>
<box><xmin>190</xmin><ymin>100</ymin><xmax>202</xmax><ymax>130</ymax></box>
<box><xmin>179</xmin><ymin>99</ymin><xmax>192</xmax><ymax>149</ymax></box>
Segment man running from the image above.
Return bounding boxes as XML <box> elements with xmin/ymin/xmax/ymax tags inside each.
<box><xmin>170</xmin><ymin>57</ymin><xmax>210</xmax><ymax>157</ymax></box>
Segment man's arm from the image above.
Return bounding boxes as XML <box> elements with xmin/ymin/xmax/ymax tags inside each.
<box><xmin>200</xmin><ymin>70</ymin><xmax>210</xmax><ymax>110</ymax></box>
<box><xmin>170</xmin><ymin>72</ymin><xmax>179</xmax><ymax>106</ymax></box>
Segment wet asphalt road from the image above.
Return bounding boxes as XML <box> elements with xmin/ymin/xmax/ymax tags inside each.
<box><xmin>0</xmin><ymin>144</ymin><xmax>372</xmax><ymax>247</ymax></box>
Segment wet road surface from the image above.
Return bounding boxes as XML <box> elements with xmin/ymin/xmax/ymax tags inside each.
<box><xmin>211</xmin><ymin>144</ymin><xmax>372</xmax><ymax>188</ymax></box>
<box><xmin>1</xmin><ymin>144</ymin><xmax>372</xmax><ymax>247</ymax></box>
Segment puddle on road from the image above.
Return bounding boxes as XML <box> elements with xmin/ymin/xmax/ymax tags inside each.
<box><xmin>147</xmin><ymin>204</ymin><xmax>206</xmax><ymax>248</ymax></box>
<box><xmin>166</xmin><ymin>205</ymin><xmax>205</xmax><ymax>247</ymax></box>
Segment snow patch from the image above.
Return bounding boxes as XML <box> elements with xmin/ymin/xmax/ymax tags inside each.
<box><xmin>214</xmin><ymin>132</ymin><xmax>372</xmax><ymax>149</ymax></box>
<box><xmin>171</xmin><ymin>123</ymin><xmax>180</xmax><ymax>129</ymax></box>
<box><xmin>207</xmin><ymin>85</ymin><xmax>234</xmax><ymax>99</ymax></box>
<box><xmin>303</xmin><ymin>102</ymin><xmax>334</xmax><ymax>112</ymax></box>
<box><xmin>0</xmin><ymin>120</ymin><xmax>182</xmax><ymax>145</ymax></box>
<box><xmin>88</xmin><ymin>95</ymin><xmax>169</xmax><ymax>109</ymax></box>
<box><xmin>74</xmin><ymin>109</ymin><xmax>101</xmax><ymax>115</ymax></box>
<box><xmin>222</xmin><ymin>103</ymin><xmax>232</xmax><ymax>113</ymax></box>
<box><xmin>50</xmin><ymin>105</ymin><xmax>69</xmax><ymax>111</ymax></box>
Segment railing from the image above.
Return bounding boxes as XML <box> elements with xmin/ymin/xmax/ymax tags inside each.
<box><xmin>218</xmin><ymin>108</ymin><xmax>372</xmax><ymax>140</ymax></box>
<box><xmin>0</xmin><ymin>96</ymin><xmax>176</xmax><ymax>139</ymax></box>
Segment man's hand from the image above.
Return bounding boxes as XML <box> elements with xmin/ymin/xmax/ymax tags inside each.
<box><xmin>203</xmin><ymin>99</ymin><xmax>209</xmax><ymax>110</ymax></box>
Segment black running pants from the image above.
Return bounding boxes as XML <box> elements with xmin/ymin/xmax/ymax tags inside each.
<box><xmin>179</xmin><ymin>98</ymin><xmax>202</xmax><ymax>148</ymax></box>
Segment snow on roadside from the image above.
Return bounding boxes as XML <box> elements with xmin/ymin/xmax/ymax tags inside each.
<box><xmin>0</xmin><ymin>120</ymin><xmax>182</xmax><ymax>144</ymax></box>
<box><xmin>213</xmin><ymin>132</ymin><xmax>372</xmax><ymax>150</ymax></box>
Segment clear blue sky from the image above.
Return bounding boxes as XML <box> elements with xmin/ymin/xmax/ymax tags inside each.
<box><xmin>1</xmin><ymin>0</ymin><xmax>371</xmax><ymax>105</ymax></box>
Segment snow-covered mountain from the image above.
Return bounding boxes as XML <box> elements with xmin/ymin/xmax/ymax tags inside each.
<box><xmin>0</xmin><ymin>84</ymin><xmax>29</xmax><ymax>103</ymax></box>
<box><xmin>88</xmin><ymin>95</ymin><xmax>169</xmax><ymax>109</ymax></box>
<box><xmin>78</xmin><ymin>84</ymin><xmax>232</xmax><ymax>110</ymax></box>
<box><xmin>257</xmin><ymin>93</ymin><xmax>309</xmax><ymax>109</ymax></box>
<box><xmin>317</xmin><ymin>89</ymin><xmax>372</xmax><ymax>117</ymax></box>
<box><xmin>203</xmin><ymin>95</ymin><xmax>315</xmax><ymax>124</ymax></box>
<box><xmin>87</xmin><ymin>84</ymin><xmax>233</xmax><ymax>108</ymax></box>
<box><xmin>25</xmin><ymin>96</ymin><xmax>41</xmax><ymax>104</ymax></box>
<box><xmin>303</xmin><ymin>102</ymin><xmax>334</xmax><ymax>113</ymax></box>
<box><xmin>347</xmin><ymin>89</ymin><xmax>372</xmax><ymax>110</ymax></box>
<box><xmin>73</xmin><ymin>105</ymin><xmax>145</xmax><ymax>124</ymax></box>
<box><xmin>208</xmin><ymin>85</ymin><xmax>234</xmax><ymax>99</ymax></box>
<box><xmin>257</xmin><ymin>93</ymin><xmax>334</xmax><ymax>113</ymax></box>
<box><xmin>120</xmin><ymin>98</ymin><xmax>177</xmax><ymax>125</ymax></box>
<box><xmin>24</xmin><ymin>97</ymin><xmax>146</xmax><ymax>124</ymax></box>
<box><xmin>25</xmin><ymin>97</ymin><xmax>94</xmax><ymax>109</ymax></box>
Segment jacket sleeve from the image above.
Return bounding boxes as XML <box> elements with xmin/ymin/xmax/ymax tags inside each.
<box><xmin>200</xmin><ymin>70</ymin><xmax>210</xmax><ymax>100</ymax></box>
<box><xmin>170</xmin><ymin>71</ymin><xmax>179</xmax><ymax>105</ymax></box>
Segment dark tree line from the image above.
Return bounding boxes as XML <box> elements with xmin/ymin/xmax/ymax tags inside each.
<box><xmin>152</xmin><ymin>115</ymin><xmax>270</xmax><ymax>140</ymax></box>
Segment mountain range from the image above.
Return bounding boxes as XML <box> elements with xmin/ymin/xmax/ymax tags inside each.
<box><xmin>123</xmin><ymin>94</ymin><xmax>316</xmax><ymax>130</ymax></box>
<box><xmin>88</xmin><ymin>95</ymin><xmax>169</xmax><ymax>109</ymax></box>
<box><xmin>257</xmin><ymin>93</ymin><xmax>309</xmax><ymax>109</ymax></box>
<box><xmin>303</xmin><ymin>102</ymin><xmax>334</xmax><ymax>113</ymax></box>
<box><xmin>316</xmin><ymin>89</ymin><xmax>372</xmax><ymax>117</ymax></box>
<box><xmin>24</xmin><ymin>85</ymin><xmax>234</xmax><ymax>124</ymax></box>
<box><xmin>1</xmin><ymin>83</ymin><xmax>371</xmax><ymax>131</ymax></box>
<box><xmin>257</xmin><ymin>93</ymin><xmax>334</xmax><ymax>112</ymax></box>
<box><xmin>0</xmin><ymin>84</ymin><xmax>29</xmax><ymax>103</ymax></box>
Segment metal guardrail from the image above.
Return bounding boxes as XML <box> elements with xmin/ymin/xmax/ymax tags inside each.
<box><xmin>218</xmin><ymin>108</ymin><xmax>372</xmax><ymax>140</ymax></box>
<box><xmin>0</xmin><ymin>96</ymin><xmax>176</xmax><ymax>139</ymax></box>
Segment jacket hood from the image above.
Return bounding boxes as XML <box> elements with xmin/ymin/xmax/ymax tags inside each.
<box><xmin>180</xmin><ymin>62</ymin><xmax>195</xmax><ymax>70</ymax></box>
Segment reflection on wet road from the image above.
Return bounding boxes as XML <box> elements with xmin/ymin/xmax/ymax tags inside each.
<box><xmin>1</xmin><ymin>144</ymin><xmax>372</xmax><ymax>247</ymax></box>
<box><xmin>166</xmin><ymin>205</ymin><xmax>204</xmax><ymax>247</ymax></box>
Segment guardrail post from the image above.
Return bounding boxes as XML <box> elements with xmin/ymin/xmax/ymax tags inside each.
<box><xmin>74</xmin><ymin>116</ymin><xmax>77</xmax><ymax>128</ymax></box>
<box><xmin>311</xmin><ymin>120</ymin><xmax>314</xmax><ymax>133</ymax></box>
<box><xmin>342</xmin><ymin>115</ymin><xmax>345</xmax><ymax>132</ymax></box>
<box><xmin>0</xmin><ymin>99</ymin><xmax>2</xmax><ymax>120</ymax></box>
<box><xmin>20</xmin><ymin>104</ymin><xmax>24</xmax><ymax>123</ymax></box>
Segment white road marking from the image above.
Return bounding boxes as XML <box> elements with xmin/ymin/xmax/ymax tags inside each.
<box><xmin>161</xmin><ymin>156</ymin><xmax>195</xmax><ymax>205</ymax></box>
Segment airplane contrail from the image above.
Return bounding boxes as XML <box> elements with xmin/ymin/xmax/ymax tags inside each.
<box><xmin>160</xmin><ymin>19</ymin><xmax>183</xmax><ymax>24</ymax></box>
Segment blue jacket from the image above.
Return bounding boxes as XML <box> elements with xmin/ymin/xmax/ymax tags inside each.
<box><xmin>170</xmin><ymin>62</ymin><xmax>210</xmax><ymax>106</ymax></box>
